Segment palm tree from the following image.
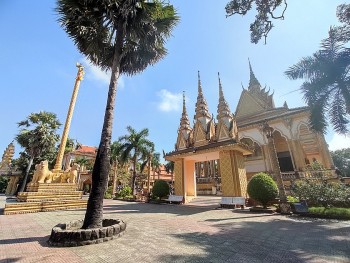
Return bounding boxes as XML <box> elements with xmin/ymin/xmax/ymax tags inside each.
<box><xmin>110</xmin><ymin>141</ymin><xmax>125</xmax><ymax>195</ymax></box>
<box><xmin>118</xmin><ymin>126</ymin><xmax>154</xmax><ymax>195</ymax></box>
<box><xmin>74</xmin><ymin>156</ymin><xmax>90</xmax><ymax>188</ymax></box>
<box><xmin>57</xmin><ymin>0</ymin><xmax>178</xmax><ymax>228</ymax></box>
<box><xmin>165</xmin><ymin>160</ymin><xmax>174</xmax><ymax>182</ymax></box>
<box><xmin>151</xmin><ymin>152</ymin><xmax>161</xmax><ymax>180</ymax></box>
<box><xmin>16</xmin><ymin>111</ymin><xmax>61</xmax><ymax>192</ymax></box>
<box><xmin>285</xmin><ymin>27</ymin><xmax>350</xmax><ymax>134</ymax></box>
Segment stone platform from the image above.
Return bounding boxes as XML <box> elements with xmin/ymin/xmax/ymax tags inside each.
<box><xmin>4</xmin><ymin>183</ymin><xmax>87</xmax><ymax>215</ymax></box>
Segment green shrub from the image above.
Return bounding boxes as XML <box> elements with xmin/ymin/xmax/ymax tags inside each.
<box><xmin>309</xmin><ymin>207</ymin><xmax>350</xmax><ymax>220</ymax></box>
<box><xmin>287</xmin><ymin>195</ymin><xmax>299</xmax><ymax>203</ymax></box>
<box><xmin>117</xmin><ymin>186</ymin><xmax>133</xmax><ymax>199</ymax></box>
<box><xmin>247</xmin><ymin>172</ymin><xmax>278</xmax><ymax>208</ymax></box>
<box><xmin>104</xmin><ymin>185</ymin><xmax>113</xmax><ymax>199</ymax></box>
<box><xmin>152</xmin><ymin>180</ymin><xmax>170</xmax><ymax>200</ymax></box>
<box><xmin>292</xmin><ymin>180</ymin><xmax>350</xmax><ymax>208</ymax></box>
<box><xmin>0</xmin><ymin>176</ymin><xmax>9</xmax><ymax>193</ymax></box>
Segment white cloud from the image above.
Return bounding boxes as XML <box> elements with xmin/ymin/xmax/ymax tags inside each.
<box><xmin>81</xmin><ymin>58</ymin><xmax>124</xmax><ymax>89</ymax></box>
<box><xmin>157</xmin><ymin>89</ymin><xmax>182</xmax><ymax>112</ymax></box>
<box><xmin>328</xmin><ymin>133</ymin><xmax>350</xmax><ymax>151</ymax></box>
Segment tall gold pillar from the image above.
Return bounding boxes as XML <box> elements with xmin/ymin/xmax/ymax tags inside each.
<box><xmin>219</xmin><ymin>150</ymin><xmax>247</xmax><ymax>197</ymax></box>
<box><xmin>54</xmin><ymin>64</ymin><xmax>84</xmax><ymax>171</ymax></box>
<box><xmin>174</xmin><ymin>159</ymin><xmax>184</xmax><ymax>196</ymax></box>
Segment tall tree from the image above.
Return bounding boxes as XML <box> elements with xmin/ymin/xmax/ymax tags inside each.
<box><xmin>110</xmin><ymin>141</ymin><xmax>126</xmax><ymax>194</ymax></box>
<box><xmin>285</xmin><ymin>27</ymin><xmax>350</xmax><ymax>134</ymax></box>
<box><xmin>118</xmin><ymin>126</ymin><xmax>154</xmax><ymax>195</ymax></box>
<box><xmin>225</xmin><ymin>0</ymin><xmax>287</xmax><ymax>43</ymax></box>
<box><xmin>151</xmin><ymin>152</ymin><xmax>161</xmax><ymax>180</ymax></box>
<box><xmin>57</xmin><ymin>0</ymin><xmax>178</xmax><ymax>228</ymax></box>
<box><xmin>16</xmin><ymin>111</ymin><xmax>61</xmax><ymax>192</ymax></box>
<box><xmin>331</xmin><ymin>148</ymin><xmax>350</xmax><ymax>177</ymax></box>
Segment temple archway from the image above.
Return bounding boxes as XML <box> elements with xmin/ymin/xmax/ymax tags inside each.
<box><xmin>273</xmin><ymin>130</ymin><xmax>294</xmax><ymax>172</ymax></box>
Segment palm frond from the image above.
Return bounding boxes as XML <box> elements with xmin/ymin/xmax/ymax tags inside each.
<box><xmin>329</xmin><ymin>92</ymin><xmax>349</xmax><ymax>134</ymax></box>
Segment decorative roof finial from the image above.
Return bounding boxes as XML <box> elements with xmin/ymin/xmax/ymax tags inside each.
<box><xmin>217</xmin><ymin>72</ymin><xmax>233</xmax><ymax>121</ymax></box>
<box><xmin>195</xmin><ymin>71</ymin><xmax>211</xmax><ymax>120</ymax></box>
<box><xmin>179</xmin><ymin>90</ymin><xmax>190</xmax><ymax>130</ymax></box>
<box><xmin>248</xmin><ymin>58</ymin><xmax>261</xmax><ymax>90</ymax></box>
<box><xmin>182</xmin><ymin>91</ymin><xmax>187</xmax><ymax>113</ymax></box>
<box><xmin>198</xmin><ymin>70</ymin><xmax>203</xmax><ymax>95</ymax></box>
<box><xmin>218</xmin><ymin>72</ymin><xmax>223</xmax><ymax>98</ymax></box>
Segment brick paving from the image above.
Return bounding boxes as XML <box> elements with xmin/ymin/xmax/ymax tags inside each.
<box><xmin>0</xmin><ymin>194</ymin><xmax>349</xmax><ymax>263</ymax></box>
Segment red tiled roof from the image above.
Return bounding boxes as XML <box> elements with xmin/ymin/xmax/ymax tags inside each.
<box><xmin>72</xmin><ymin>145</ymin><xmax>97</xmax><ymax>155</ymax></box>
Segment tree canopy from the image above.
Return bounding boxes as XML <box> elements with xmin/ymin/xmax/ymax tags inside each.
<box><xmin>331</xmin><ymin>148</ymin><xmax>350</xmax><ymax>177</ymax></box>
<box><xmin>225</xmin><ymin>0</ymin><xmax>287</xmax><ymax>44</ymax></box>
<box><xmin>285</xmin><ymin>10</ymin><xmax>350</xmax><ymax>134</ymax></box>
<box><xmin>15</xmin><ymin>111</ymin><xmax>61</xmax><ymax>192</ymax></box>
<box><xmin>57</xmin><ymin>0</ymin><xmax>178</xmax><ymax>228</ymax></box>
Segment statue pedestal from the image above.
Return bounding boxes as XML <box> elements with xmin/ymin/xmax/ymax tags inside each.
<box><xmin>4</xmin><ymin>182</ymin><xmax>87</xmax><ymax>215</ymax></box>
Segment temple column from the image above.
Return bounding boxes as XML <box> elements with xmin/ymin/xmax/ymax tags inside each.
<box><xmin>184</xmin><ymin>160</ymin><xmax>196</xmax><ymax>198</ymax></box>
<box><xmin>219</xmin><ymin>150</ymin><xmax>248</xmax><ymax>197</ymax></box>
<box><xmin>54</xmin><ymin>64</ymin><xmax>84</xmax><ymax>171</ymax></box>
<box><xmin>174</xmin><ymin>159</ymin><xmax>185</xmax><ymax>196</ymax></box>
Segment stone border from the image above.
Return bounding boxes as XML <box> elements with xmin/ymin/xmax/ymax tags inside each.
<box><xmin>48</xmin><ymin>219</ymin><xmax>126</xmax><ymax>247</ymax></box>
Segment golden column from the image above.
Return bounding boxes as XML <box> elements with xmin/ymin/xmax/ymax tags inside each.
<box><xmin>54</xmin><ymin>63</ymin><xmax>84</xmax><ymax>171</ymax></box>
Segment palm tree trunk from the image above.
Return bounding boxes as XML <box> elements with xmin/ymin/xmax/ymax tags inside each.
<box><xmin>112</xmin><ymin>161</ymin><xmax>118</xmax><ymax>196</ymax></box>
<box><xmin>82</xmin><ymin>23</ymin><xmax>124</xmax><ymax>229</ymax></box>
<box><xmin>132</xmin><ymin>155</ymin><xmax>137</xmax><ymax>195</ymax></box>
<box><xmin>19</xmin><ymin>157</ymin><xmax>34</xmax><ymax>193</ymax></box>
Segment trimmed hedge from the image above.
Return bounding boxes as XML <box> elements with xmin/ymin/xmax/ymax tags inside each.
<box><xmin>152</xmin><ymin>180</ymin><xmax>169</xmax><ymax>200</ymax></box>
<box><xmin>248</xmin><ymin>172</ymin><xmax>278</xmax><ymax>208</ymax></box>
<box><xmin>308</xmin><ymin>207</ymin><xmax>350</xmax><ymax>220</ymax></box>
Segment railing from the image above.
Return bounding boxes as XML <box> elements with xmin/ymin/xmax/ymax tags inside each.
<box><xmin>281</xmin><ymin>169</ymin><xmax>337</xmax><ymax>181</ymax></box>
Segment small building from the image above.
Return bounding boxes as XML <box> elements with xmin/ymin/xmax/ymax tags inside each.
<box><xmin>62</xmin><ymin>144</ymin><xmax>97</xmax><ymax>191</ymax></box>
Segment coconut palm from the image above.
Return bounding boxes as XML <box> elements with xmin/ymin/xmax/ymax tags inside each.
<box><xmin>118</xmin><ymin>126</ymin><xmax>154</xmax><ymax>194</ymax></box>
<box><xmin>57</xmin><ymin>0</ymin><xmax>178</xmax><ymax>228</ymax></box>
<box><xmin>110</xmin><ymin>141</ymin><xmax>126</xmax><ymax>195</ymax></box>
<box><xmin>285</xmin><ymin>28</ymin><xmax>350</xmax><ymax>134</ymax></box>
<box><xmin>151</xmin><ymin>152</ymin><xmax>161</xmax><ymax>180</ymax></box>
<box><xmin>16</xmin><ymin>111</ymin><xmax>61</xmax><ymax>192</ymax></box>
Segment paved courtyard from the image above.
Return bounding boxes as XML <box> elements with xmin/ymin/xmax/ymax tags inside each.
<box><xmin>0</xmin><ymin>195</ymin><xmax>349</xmax><ymax>263</ymax></box>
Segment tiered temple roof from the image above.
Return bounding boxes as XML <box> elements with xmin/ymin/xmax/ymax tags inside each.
<box><xmin>171</xmin><ymin>62</ymin><xmax>309</xmax><ymax>154</ymax></box>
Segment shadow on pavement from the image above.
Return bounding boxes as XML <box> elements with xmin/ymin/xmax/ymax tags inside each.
<box><xmin>0</xmin><ymin>235</ymin><xmax>51</xmax><ymax>248</ymax></box>
<box><xmin>156</xmin><ymin>220</ymin><xmax>350</xmax><ymax>263</ymax></box>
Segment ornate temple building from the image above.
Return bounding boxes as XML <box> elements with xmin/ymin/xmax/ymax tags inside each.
<box><xmin>165</xmin><ymin>63</ymin><xmax>334</xmax><ymax>201</ymax></box>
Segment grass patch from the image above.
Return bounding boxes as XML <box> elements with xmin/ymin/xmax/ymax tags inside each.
<box><xmin>309</xmin><ymin>207</ymin><xmax>350</xmax><ymax>220</ymax></box>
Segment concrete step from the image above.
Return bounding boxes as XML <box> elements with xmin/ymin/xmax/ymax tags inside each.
<box><xmin>4</xmin><ymin>200</ymin><xmax>87</xmax><ymax>215</ymax></box>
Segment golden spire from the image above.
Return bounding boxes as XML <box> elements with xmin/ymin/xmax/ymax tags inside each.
<box><xmin>195</xmin><ymin>71</ymin><xmax>211</xmax><ymax>120</ymax></box>
<box><xmin>179</xmin><ymin>91</ymin><xmax>191</xmax><ymax>130</ymax></box>
<box><xmin>217</xmin><ymin>72</ymin><xmax>233</xmax><ymax>120</ymax></box>
<box><xmin>0</xmin><ymin>142</ymin><xmax>15</xmax><ymax>170</ymax></box>
<box><xmin>248</xmin><ymin>59</ymin><xmax>261</xmax><ymax>90</ymax></box>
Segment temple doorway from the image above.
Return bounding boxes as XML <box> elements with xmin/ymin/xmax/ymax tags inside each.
<box><xmin>273</xmin><ymin>131</ymin><xmax>295</xmax><ymax>172</ymax></box>
<box><xmin>195</xmin><ymin>160</ymin><xmax>221</xmax><ymax>196</ymax></box>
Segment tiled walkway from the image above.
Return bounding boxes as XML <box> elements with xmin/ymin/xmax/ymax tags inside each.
<box><xmin>1</xmin><ymin>195</ymin><xmax>349</xmax><ymax>263</ymax></box>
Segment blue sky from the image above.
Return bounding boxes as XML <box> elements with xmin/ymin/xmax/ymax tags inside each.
<box><xmin>1</xmin><ymin>0</ymin><xmax>349</xmax><ymax>161</ymax></box>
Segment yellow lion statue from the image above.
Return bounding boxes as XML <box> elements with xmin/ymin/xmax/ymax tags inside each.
<box><xmin>34</xmin><ymin>160</ymin><xmax>53</xmax><ymax>183</ymax></box>
<box><xmin>60</xmin><ymin>164</ymin><xmax>79</xmax><ymax>183</ymax></box>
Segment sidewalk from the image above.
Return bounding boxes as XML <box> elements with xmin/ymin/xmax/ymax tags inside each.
<box><xmin>0</xmin><ymin>195</ymin><xmax>349</xmax><ymax>263</ymax></box>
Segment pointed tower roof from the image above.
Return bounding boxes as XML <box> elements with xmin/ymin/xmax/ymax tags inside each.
<box><xmin>248</xmin><ymin>59</ymin><xmax>261</xmax><ymax>90</ymax></box>
<box><xmin>179</xmin><ymin>91</ymin><xmax>191</xmax><ymax>130</ymax></box>
<box><xmin>217</xmin><ymin>72</ymin><xmax>233</xmax><ymax>120</ymax></box>
<box><xmin>195</xmin><ymin>71</ymin><xmax>211</xmax><ymax>120</ymax></box>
